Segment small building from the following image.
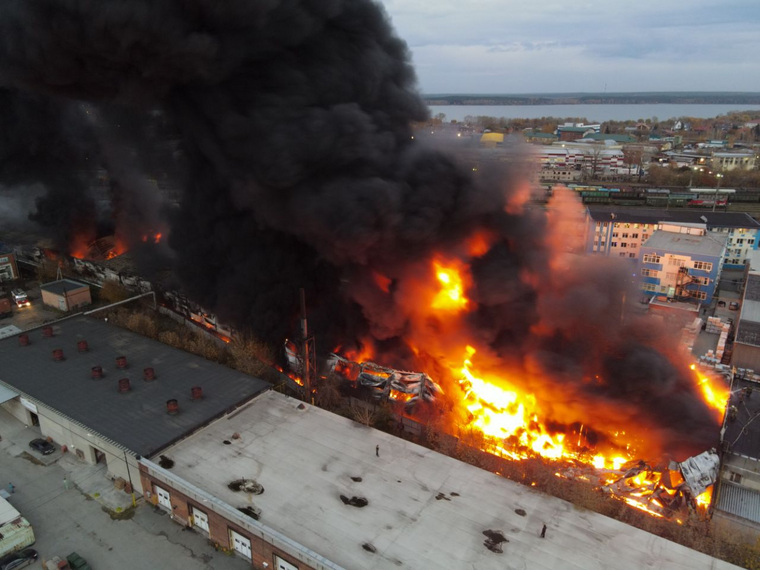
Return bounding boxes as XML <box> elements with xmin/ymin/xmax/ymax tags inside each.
<box><xmin>638</xmin><ymin>225</ymin><xmax>727</xmax><ymax>305</ymax></box>
<box><xmin>40</xmin><ymin>279</ymin><xmax>92</xmax><ymax>312</ymax></box>
<box><xmin>0</xmin><ymin>246</ymin><xmax>19</xmax><ymax>282</ymax></box>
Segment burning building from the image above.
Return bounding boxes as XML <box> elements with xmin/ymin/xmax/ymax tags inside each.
<box><xmin>0</xmin><ymin>0</ymin><xmax>732</xmax><ymax>527</ymax></box>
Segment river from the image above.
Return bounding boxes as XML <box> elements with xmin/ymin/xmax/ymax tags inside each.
<box><xmin>427</xmin><ymin>104</ymin><xmax>760</xmax><ymax>123</ymax></box>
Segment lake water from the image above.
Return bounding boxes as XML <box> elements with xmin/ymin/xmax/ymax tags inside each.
<box><xmin>427</xmin><ymin>104</ymin><xmax>760</xmax><ymax>123</ymax></box>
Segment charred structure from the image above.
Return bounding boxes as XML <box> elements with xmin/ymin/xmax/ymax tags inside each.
<box><xmin>0</xmin><ymin>0</ymin><xmax>727</xmax><ymax>503</ymax></box>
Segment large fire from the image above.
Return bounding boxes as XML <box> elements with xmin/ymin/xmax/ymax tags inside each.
<box><xmin>326</xmin><ymin>243</ymin><xmax>729</xmax><ymax>521</ymax></box>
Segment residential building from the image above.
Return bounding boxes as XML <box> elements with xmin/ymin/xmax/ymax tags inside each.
<box><xmin>0</xmin><ymin>246</ymin><xmax>19</xmax><ymax>282</ymax></box>
<box><xmin>587</xmin><ymin>207</ymin><xmax>760</xmax><ymax>269</ymax></box>
<box><xmin>638</xmin><ymin>226</ymin><xmax>727</xmax><ymax>304</ymax></box>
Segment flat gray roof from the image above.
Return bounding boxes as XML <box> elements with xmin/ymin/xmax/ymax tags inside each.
<box><xmin>40</xmin><ymin>278</ymin><xmax>89</xmax><ymax>296</ymax></box>
<box><xmin>0</xmin><ymin>316</ymin><xmax>270</xmax><ymax>456</ymax></box>
<box><xmin>723</xmin><ymin>377</ymin><xmax>760</xmax><ymax>459</ymax></box>
<box><xmin>588</xmin><ymin>207</ymin><xmax>760</xmax><ymax>229</ymax></box>
<box><xmin>160</xmin><ymin>391</ymin><xmax>739</xmax><ymax>570</ymax></box>
<box><xmin>643</xmin><ymin>230</ymin><xmax>727</xmax><ymax>257</ymax></box>
<box><xmin>736</xmin><ymin>274</ymin><xmax>760</xmax><ymax>345</ymax></box>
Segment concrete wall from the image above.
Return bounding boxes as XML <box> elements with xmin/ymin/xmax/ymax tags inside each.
<box><xmin>1</xmin><ymin>396</ymin><xmax>140</xmax><ymax>490</ymax></box>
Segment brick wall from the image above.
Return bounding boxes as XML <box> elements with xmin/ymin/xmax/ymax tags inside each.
<box><xmin>138</xmin><ymin>465</ymin><xmax>310</xmax><ymax>570</ymax></box>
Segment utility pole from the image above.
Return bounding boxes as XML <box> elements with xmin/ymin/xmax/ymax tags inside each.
<box><xmin>299</xmin><ymin>289</ymin><xmax>316</xmax><ymax>405</ymax></box>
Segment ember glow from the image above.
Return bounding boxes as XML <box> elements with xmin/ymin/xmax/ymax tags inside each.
<box><xmin>431</xmin><ymin>261</ymin><xmax>469</xmax><ymax>311</ymax></box>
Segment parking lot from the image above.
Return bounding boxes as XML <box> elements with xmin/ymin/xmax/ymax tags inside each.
<box><xmin>0</xmin><ymin>409</ymin><xmax>250</xmax><ymax>570</ymax></box>
<box><xmin>0</xmin><ymin>284</ymin><xmax>57</xmax><ymax>332</ymax></box>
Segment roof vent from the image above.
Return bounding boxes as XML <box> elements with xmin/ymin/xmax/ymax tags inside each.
<box><xmin>166</xmin><ymin>399</ymin><xmax>179</xmax><ymax>415</ymax></box>
<box><xmin>18</xmin><ymin>333</ymin><xmax>30</xmax><ymax>347</ymax></box>
<box><xmin>52</xmin><ymin>348</ymin><xmax>65</xmax><ymax>361</ymax></box>
<box><xmin>91</xmin><ymin>366</ymin><xmax>103</xmax><ymax>379</ymax></box>
<box><xmin>77</xmin><ymin>340</ymin><xmax>89</xmax><ymax>352</ymax></box>
<box><xmin>116</xmin><ymin>355</ymin><xmax>128</xmax><ymax>369</ymax></box>
<box><xmin>42</xmin><ymin>325</ymin><xmax>54</xmax><ymax>338</ymax></box>
<box><xmin>191</xmin><ymin>386</ymin><xmax>203</xmax><ymax>400</ymax></box>
<box><xmin>117</xmin><ymin>378</ymin><xmax>131</xmax><ymax>393</ymax></box>
<box><xmin>143</xmin><ymin>367</ymin><xmax>156</xmax><ymax>382</ymax></box>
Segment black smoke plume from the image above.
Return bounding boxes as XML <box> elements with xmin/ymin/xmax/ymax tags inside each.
<box><xmin>0</xmin><ymin>0</ymin><xmax>719</xmax><ymax>457</ymax></box>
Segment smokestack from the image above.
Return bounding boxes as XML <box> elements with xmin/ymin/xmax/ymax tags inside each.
<box><xmin>143</xmin><ymin>367</ymin><xmax>156</xmax><ymax>382</ymax></box>
<box><xmin>77</xmin><ymin>340</ymin><xmax>89</xmax><ymax>352</ymax></box>
<box><xmin>117</xmin><ymin>378</ymin><xmax>131</xmax><ymax>393</ymax></box>
<box><xmin>42</xmin><ymin>325</ymin><xmax>53</xmax><ymax>338</ymax></box>
<box><xmin>52</xmin><ymin>348</ymin><xmax>64</xmax><ymax>361</ymax></box>
<box><xmin>18</xmin><ymin>333</ymin><xmax>29</xmax><ymax>346</ymax></box>
<box><xmin>166</xmin><ymin>399</ymin><xmax>179</xmax><ymax>415</ymax></box>
<box><xmin>190</xmin><ymin>386</ymin><xmax>203</xmax><ymax>400</ymax></box>
<box><xmin>91</xmin><ymin>366</ymin><xmax>103</xmax><ymax>379</ymax></box>
<box><xmin>116</xmin><ymin>355</ymin><xmax>128</xmax><ymax>369</ymax></box>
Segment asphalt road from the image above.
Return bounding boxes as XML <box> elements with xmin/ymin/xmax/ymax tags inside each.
<box><xmin>0</xmin><ymin>415</ymin><xmax>250</xmax><ymax>570</ymax></box>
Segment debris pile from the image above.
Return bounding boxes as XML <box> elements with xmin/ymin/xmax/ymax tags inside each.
<box><xmin>326</xmin><ymin>353</ymin><xmax>443</xmax><ymax>405</ymax></box>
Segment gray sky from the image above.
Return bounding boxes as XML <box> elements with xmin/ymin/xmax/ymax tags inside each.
<box><xmin>377</xmin><ymin>0</ymin><xmax>760</xmax><ymax>94</ymax></box>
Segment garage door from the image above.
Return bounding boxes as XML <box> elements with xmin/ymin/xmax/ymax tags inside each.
<box><xmin>154</xmin><ymin>485</ymin><xmax>172</xmax><ymax>510</ymax></box>
<box><xmin>230</xmin><ymin>529</ymin><xmax>251</xmax><ymax>559</ymax></box>
<box><xmin>275</xmin><ymin>555</ymin><xmax>299</xmax><ymax>570</ymax></box>
<box><xmin>192</xmin><ymin>507</ymin><xmax>209</xmax><ymax>533</ymax></box>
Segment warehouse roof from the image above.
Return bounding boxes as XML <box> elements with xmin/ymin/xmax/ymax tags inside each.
<box><xmin>160</xmin><ymin>391</ymin><xmax>740</xmax><ymax>570</ymax></box>
<box><xmin>736</xmin><ymin>273</ymin><xmax>760</xmax><ymax>346</ymax></box>
<box><xmin>0</xmin><ymin>316</ymin><xmax>270</xmax><ymax>456</ymax></box>
<box><xmin>588</xmin><ymin>207</ymin><xmax>760</xmax><ymax>229</ymax></box>
<box><xmin>642</xmin><ymin>230</ymin><xmax>727</xmax><ymax>258</ymax></box>
<box><xmin>722</xmin><ymin>377</ymin><xmax>760</xmax><ymax>459</ymax></box>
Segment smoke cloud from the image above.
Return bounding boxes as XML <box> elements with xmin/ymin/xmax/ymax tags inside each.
<box><xmin>0</xmin><ymin>0</ymin><xmax>718</xmax><ymax>458</ymax></box>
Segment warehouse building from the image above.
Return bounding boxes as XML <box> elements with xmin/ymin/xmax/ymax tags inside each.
<box><xmin>0</xmin><ymin>315</ymin><xmax>270</xmax><ymax>487</ymax></box>
<box><xmin>139</xmin><ymin>390</ymin><xmax>741</xmax><ymax>570</ymax></box>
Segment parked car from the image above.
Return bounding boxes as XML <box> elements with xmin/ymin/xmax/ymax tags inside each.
<box><xmin>28</xmin><ymin>438</ymin><xmax>55</xmax><ymax>455</ymax></box>
<box><xmin>729</xmin><ymin>301</ymin><xmax>740</xmax><ymax>311</ymax></box>
<box><xmin>0</xmin><ymin>549</ymin><xmax>38</xmax><ymax>570</ymax></box>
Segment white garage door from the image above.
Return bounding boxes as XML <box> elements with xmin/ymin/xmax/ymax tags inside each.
<box><xmin>275</xmin><ymin>555</ymin><xmax>299</xmax><ymax>570</ymax></box>
<box><xmin>154</xmin><ymin>485</ymin><xmax>171</xmax><ymax>510</ymax></box>
<box><xmin>192</xmin><ymin>507</ymin><xmax>209</xmax><ymax>533</ymax></box>
<box><xmin>230</xmin><ymin>529</ymin><xmax>252</xmax><ymax>559</ymax></box>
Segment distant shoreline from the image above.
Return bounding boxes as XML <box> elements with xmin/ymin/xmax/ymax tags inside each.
<box><xmin>423</xmin><ymin>93</ymin><xmax>760</xmax><ymax>106</ymax></box>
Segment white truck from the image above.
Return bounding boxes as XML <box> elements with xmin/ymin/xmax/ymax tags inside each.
<box><xmin>0</xmin><ymin>495</ymin><xmax>35</xmax><ymax>559</ymax></box>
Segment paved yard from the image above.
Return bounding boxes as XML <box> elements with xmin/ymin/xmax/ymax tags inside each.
<box><xmin>0</xmin><ymin>410</ymin><xmax>250</xmax><ymax>570</ymax></box>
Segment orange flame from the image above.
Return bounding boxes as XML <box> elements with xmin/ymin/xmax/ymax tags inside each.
<box><xmin>431</xmin><ymin>260</ymin><xmax>469</xmax><ymax>311</ymax></box>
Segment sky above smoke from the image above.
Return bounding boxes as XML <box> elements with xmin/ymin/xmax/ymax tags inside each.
<box><xmin>0</xmin><ymin>0</ymin><xmax>719</xmax><ymax>458</ymax></box>
<box><xmin>377</xmin><ymin>0</ymin><xmax>760</xmax><ymax>93</ymax></box>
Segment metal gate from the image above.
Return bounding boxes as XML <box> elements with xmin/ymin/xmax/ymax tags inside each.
<box><xmin>154</xmin><ymin>485</ymin><xmax>171</xmax><ymax>509</ymax></box>
<box><xmin>275</xmin><ymin>555</ymin><xmax>299</xmax><ymax>570</ymax></box>
<box><xmin>192</xmin><ymin>507</ymin><xmax>209</xmax><ymax>533</ymax></box>
<box><xmin>230</xmin><ymin>529</ymin><xmax>251</xmax><ymax>559</ymax></box>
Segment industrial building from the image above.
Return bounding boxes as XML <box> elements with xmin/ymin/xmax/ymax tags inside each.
<box><xmin>715</xmin><ymin>370</ymin><xmax>760</xmax><ymax>536</ymax></box>
<box><xmin>138</xmin><ymin>390</ymin><xmax>740</xmax><ymax>570</ymax></box>
<box><xmin>0</xmin><ymin>315</ymin><xmax>270</xmax><ymax>487</ymax></box>
<box><xmin>639</xmin><ymin>224</ymin><xmax>727</xmax><ymax>305</ymax></box>
<box><xmin>40</xmin><ymin>278</ymin><xmax>92</xmax><ymax>312</ymax></box>
<box><xmin>587</xmin><ymin>207</ymin><xmax>760</xmax><ymax>269</ymax></box>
